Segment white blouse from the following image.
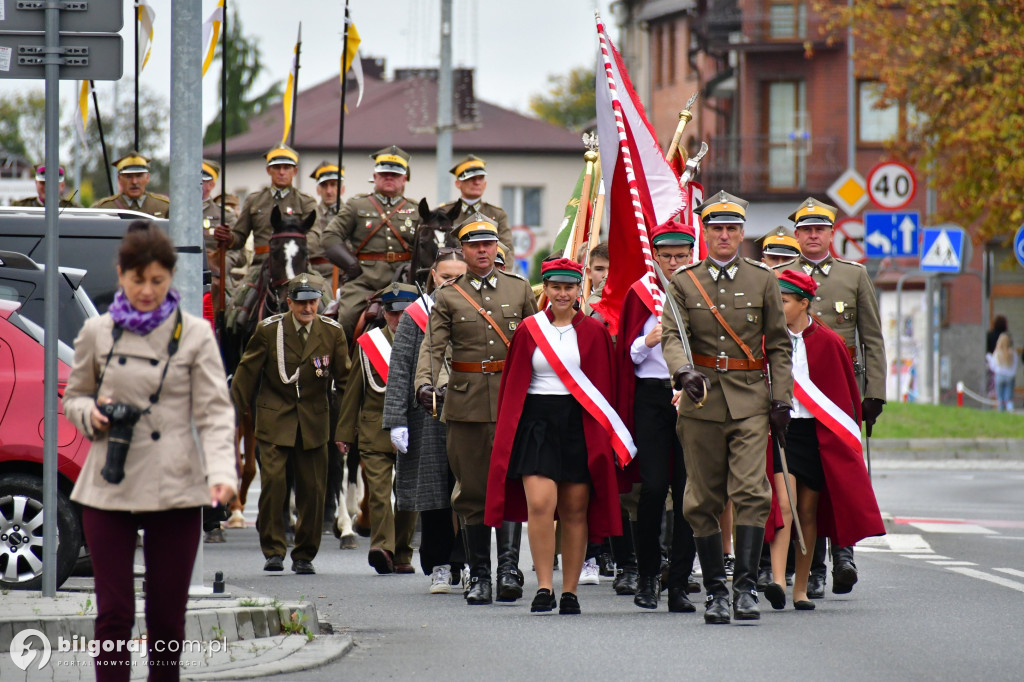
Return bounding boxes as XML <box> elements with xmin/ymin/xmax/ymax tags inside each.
<box><xmin>528</xmin><ymin>323</ymin><xmax>578</xmax><ymax>395</ymax></box>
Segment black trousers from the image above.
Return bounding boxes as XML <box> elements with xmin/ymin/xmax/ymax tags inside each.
<box><xmin>634</xmin><ymin>379</ymin><xmax>696</xmax><ymax>585</ymax></box>
<box><xmin>417</xmin><ymin>470</ymin><xmax>464</xmax><ymax>575</ymax></box>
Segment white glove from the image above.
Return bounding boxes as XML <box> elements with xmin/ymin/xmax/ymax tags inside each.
<box><xmin>390</xmin><ymin>426</ymin><xmax>409</xmax><ymax>454</ymax></box>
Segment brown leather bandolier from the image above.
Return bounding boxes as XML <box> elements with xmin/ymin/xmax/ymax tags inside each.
<box><xmin>449</xmin><ymin>282</ymin><xmax>512</xmax><ymax>348</ymax></box>
<box><xmin>685</xmin><ymin>268</ymin><xmax>762</xmax><ymax>373</ymax></box>
<box><xmin>356</xmin><ymin>196</ymin><xmax>410</xmax><ymax>257</ymax></box>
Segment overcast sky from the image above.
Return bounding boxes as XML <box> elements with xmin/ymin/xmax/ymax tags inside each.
<box><xmin>1</xmin><ymin>0</ymin><xmax>616</xmax><ymax>148</ymax></box>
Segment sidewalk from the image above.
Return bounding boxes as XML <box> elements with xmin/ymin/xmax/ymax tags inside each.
<box><xmin>0</xmin><ymin>575</ymin><xmax>351</xmax><ymax>680</ymax></box>
<box><xmin>868</xmin><ymin>438</ymin><xmax>1024</xmax><ymax>467</ymax></box>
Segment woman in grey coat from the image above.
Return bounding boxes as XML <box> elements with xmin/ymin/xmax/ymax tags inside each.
<box><xmin>383</xmin><ymin>249</ymin><xmax>466</xmax><ymax>594</ymax></box>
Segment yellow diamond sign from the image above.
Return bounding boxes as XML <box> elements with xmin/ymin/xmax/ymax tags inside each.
<box><xmin>827</xmin><ymin>168</ymin><xmax>868</xmax><ymax>216</ymax></box>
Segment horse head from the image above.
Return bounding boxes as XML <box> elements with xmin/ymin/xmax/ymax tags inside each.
<box><xmin>401</xmin><ymin>198</ymin><xmax>461</xmax><ymax>286</ymax></box>
<box><xmin>268</xmin><ymin>205</ymin><xmax>316</xmax><ymax>288</ymax></box>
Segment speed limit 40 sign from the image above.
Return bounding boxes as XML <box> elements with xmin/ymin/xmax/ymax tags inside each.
<box><xmin>867</xmin><ymin>161</ymin><xmax>917</xmax><ymax>210</ymax></box>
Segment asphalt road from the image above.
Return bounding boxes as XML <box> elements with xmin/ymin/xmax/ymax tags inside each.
<box><xmin>201</xmin><ymin>468</ymin><xmax>1024</xmax><ymax>681</ymax></box>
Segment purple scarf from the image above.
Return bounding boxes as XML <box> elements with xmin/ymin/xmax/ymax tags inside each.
<box><xmin>108</xmin><ymin>288</ymin><xmax>181</xmax><ymax>335</ymax></box>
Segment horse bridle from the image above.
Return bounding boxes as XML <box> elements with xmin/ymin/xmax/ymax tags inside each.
<box><xmin>267</xmin><ymin>230</ymin><xmax>309</xmax><ymax>288</ymax></box>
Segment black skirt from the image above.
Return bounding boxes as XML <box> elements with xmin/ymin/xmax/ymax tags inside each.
<box><xmin>506</xmin><ymin>394</ymin><xmax>591</xmax><ymax>484</ymax></box>
<box><xmin>772</xmin><ymin>418</ymin><xmax>825</xmax><ymax>492</ymax></box>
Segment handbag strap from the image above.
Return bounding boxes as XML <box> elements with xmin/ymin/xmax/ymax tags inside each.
<box><xmin>449</xmin><ymin>282</ymin><xmax>511</xmax><ymax>348</ymax></box>
<box><xmin>684</xmin><ymin>267</ymin><xmax>757</xmax><ymax>364</ymax></box>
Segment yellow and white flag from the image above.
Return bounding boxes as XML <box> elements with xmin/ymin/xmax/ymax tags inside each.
<box><xmin>201</xmin><ymin>0</ymin><xmax>224</xmax><ymax>78</ymax></box>
<box><xmin>74</xmin><ymin>80</ymin><xmax>91</xmax><ymax>143</ymax></box>
<box><xmin>281</xmin><ymin>28</ymin><xmax>300</xmax><ymax>145</ymax></box>
<box><xmin>341</xmin><ymin>14</ymin><xmax>363</xmax><ymax>108</ymax></box>
<box><xmin>136</xmin><ymin>1</ymin><xmax>156</xmax><ymax>72</ymax></box>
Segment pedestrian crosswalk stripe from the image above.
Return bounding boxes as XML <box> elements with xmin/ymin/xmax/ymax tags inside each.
<box><xmin>901</xmin><ymin>554</ymin><xmax>950</xmax><ymax>560</ymax></box>
<box><xmin>927</xmin><ymin>560</ymin><xmax>977</xmax><ymax>566</ymax></box>
<box><xmin>945</xmin><ymin>567</ymin><xmax>1024</xmax><ymax>594</ymax></box>
<box><xmin>907</xmin><ymin>522</ymin><xmax>995</xmax><ymax>534</ymax></box>
<box><xmin>994</xmin><ymin>568</ymin><xmax>1024</xmax><ymax>579</ymax></box>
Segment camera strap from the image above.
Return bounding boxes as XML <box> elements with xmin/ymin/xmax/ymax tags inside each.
<box><xmin>96</xmin><ymin>308</ymin><xmax>184</xmax><ymax>413</ymax></box>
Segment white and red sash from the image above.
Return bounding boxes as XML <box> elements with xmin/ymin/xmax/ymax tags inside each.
<box><xmin>406</xmin><ymin>294</ymin><xmax>433</xmax><ymax>332</ymax></box>
<box><xmin>792</xmin><ymin>363</ymin><xmax>862</xmax><ymax>454</ymax></box>
<box><xmin>523</xmin><ymin>312</ymin><xmax>637</xmax><ymax>467</ymax></box>
<box><xmin>356</xmin><ymin>327</ymin><xmax>391</xmax><ymax>383</ymax></box>
<box><xmin>630</xmin><ymin>278</ymin><xmax>660</xmax><ymax>317</ymax></box>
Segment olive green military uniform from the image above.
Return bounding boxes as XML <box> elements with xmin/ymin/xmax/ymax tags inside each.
<box><xmin>438</xmin><ymin>199</ymin><xmax>514</xmax><ymax>258</ymax></box>
<box><xmin>776</xmin><ymin>254</ymin><xmax>886</xmax><ymax>401</ymax></box>
<box><xmin>230</xmin><ymin>311</ymin><xmax>351</xmax><ymax>563</ymax></box>
<box><xmin>308</xmin><ymin>201</ymin><xmax>340</xmax><ymax>281</ymax></box>
<box><xmin>337</xmin><ymin>324</ymin><xmax>417</xmax><ymax>565</ymax></box>
<box><xmin>414</xmin><ymin>269</ymin><xmax>538</xmax><ymax>525</ymax></box>
<box><xmin>11</xmin><ymin>195</ymin><xmax>80</xmax><ymax>208</ymax></box>
<box><xmin>92</xmin><ymin>192</ymin><xmax>170</xmax><ymax>217</ymax></box>
<box><xmin>230</xmin><ymin>186</ymin><xmax>318</xmax><ymax>267</ymax></box>
<box><xmin>203</xmin><ymin>198</ymin><xmax>246</xmax><ymax>291</ymax></box>
<box><xmin>322</xmin><ymin>193</ymin><xmax>422</xmax><ymax>338</ymax></box>
<box><xmin>661</xmin><ymin>257</ymin><xmax>793</xmax><ymax>536</ymax></box>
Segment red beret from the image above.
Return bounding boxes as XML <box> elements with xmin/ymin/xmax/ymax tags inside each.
<box><xmin>541</xmin><ymin>257</ymin><xmax>583</xmax><ymax>283</ymax></box>
<box><xmin>650</xmin><ymin>219</ymin><xmax>696</xmax><ymax>247</ymax></box>
<box><xmin>777</xmin><ymin>269</ymin><xmax>818</xmax><ymax>299</ymax></box>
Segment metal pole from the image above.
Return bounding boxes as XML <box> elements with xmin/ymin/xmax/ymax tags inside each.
<box><xmin>41</xmin><ymin>0</ymin><xmax>62</xmax><ymax>599</ymax></box>
<box><xmin>91</xmin><ymin>82</ymin><xmax>115</xmax><ymax>197</ymax></box>
<box><xmin>134</xmin><ymin>0</ymin><xmax>140</xmax><ymax>151</ymax></box>
<box><xmin>436</xmin><ymin>0</ymin><xmax>453</xmax><ymax>205</ymax></box>
<box><xmin>846</xmin><ymin>0</ymin><xmax>855</xmax><ymax>169</ymax></box>
<box><xmin>289</xmin><ymin>23</ymin><xmax>302</xmax><ymax>150</ymax></box>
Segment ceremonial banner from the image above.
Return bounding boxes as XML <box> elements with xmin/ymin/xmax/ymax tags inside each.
<box><xmin>406</xmin><ymin>295</ymin><xmax>433</xmax><ymax>333</ymax></box>
<box><xmin>357</xmin><ymin>327</ymin><xmax>392</xmax><ymax>383</ymax></box>
<box><xmin>201</xmin><ymin>0</ymin><xmax>224</xmax><ymax>78</ymax></box>
<box><xmin>137</xmin><ymin>1</ymin><xmax>156</xmax><ymax>72</ymax></box>
<box><xmin>523</xmin><ymin>312</ymin><xmax>636</xmax><ymax>467</ymax></box>
<box><xmin>592</xmin><ymin>15</ymin><xmax>685</xmax><ymax>335</ymax></box>
<box><xmin>74</xmin><ymin>81</ymin><xmax>91</xmax><ymax>144</ymax></box>
<box><xmin>281</xmin><ymin>32</ymin><xmax>300</xmax><ymax>145</ymax></box>
<box><xmin>341</xmin><ymin>14</ymin><xmax>364</xmax><ymax>108</ymax></box>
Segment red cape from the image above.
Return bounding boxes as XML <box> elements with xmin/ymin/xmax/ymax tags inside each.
<box><xmin>485</xmin><ymin>310</ymin><xmax>623</xmax><ymax>539</ymax></box>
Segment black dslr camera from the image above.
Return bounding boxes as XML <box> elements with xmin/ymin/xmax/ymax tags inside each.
<box><xmin>98</xmin><ymin>402</ymin><xmax>143</xmax><ymax>484</ymax></box>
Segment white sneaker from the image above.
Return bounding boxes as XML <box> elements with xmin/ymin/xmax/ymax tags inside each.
<box><xmin>579</xmin><ymin>558</ymin><xmax>600</xmax><ymax>585</ymax></box>
<box><xmin>430</xmin><ymin>565</ymin><xmax>452</xmax><ymax>594</ymax></box>
<box><xmin>461</xmin><ymin>567</ymin><xmax>471</xmax><ymax>597</ymax></box>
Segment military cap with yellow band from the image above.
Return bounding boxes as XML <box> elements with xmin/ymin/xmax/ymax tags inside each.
<box><xmin>789</xmin><ymin>197</ymin><xmax>838</xmax><ymax>229</ymax></box>
<box><xmin>371</xmin><ymin>145</ymin><xmax>411</xmax><ymax>178</ymax></box>
<box><xmin>451</xmin><ymin>211</ymin><xmax>499</xmax><ymax>243</ymax></box>
<box><xmin>114</xmin><ymin>152</ymin><xmax>150</xmax><ymax>174</ymax></box>
<box><xmin>696</xmin><ymin>190</ymin><xmax>748</xmax><ymax>225</ymax></box>
<box><xmin>265</xmin><ymin>145</ymin><xmax>299</xmax><ymax>167</ymax></box>
<box><xmin>201</xmin><ymin>159</ymin><xmax>220</xmax><ymax>182</ymax></box>
<box><xmin>310</xmin><ymin>161</ymin><xmax>343</xmax><ymax>185</ymax></box>
<box><xmin>495</xmin><ymin>242</ymin><xmax>510</xmax><ymax>267</ymax></box>
<box><xmin>756</xmin><ymin>225</ymin><xmax>801</xmax><ymax>257</ymax></box>
<box><xmin>450</xmin><ymin>154</ymin><xmax>487</xmax><ymax>181</ymax></box>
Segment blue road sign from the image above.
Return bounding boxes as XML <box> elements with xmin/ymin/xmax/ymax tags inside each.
<box><xmin>920</xmin><ymin>227</ymin><xmax>965</xmax><ymax>273</ymax></box>
<box><xmin>515</xmin><ymin>257</ymin><xmax>531</xmax><ymax>278</ymax></box>
<box><xmin>864</xmin><ymin>212</ymin><xmax>920</xmax><ymax>258</ymax></box>
<box><xmin>1015</xmin><ymin>225</ymin><xmax>1024</xmax><ymax>269</ymax></box>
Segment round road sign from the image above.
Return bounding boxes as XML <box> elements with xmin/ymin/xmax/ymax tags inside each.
<box><xmin>510</xmin><ymin>225</ymin><xmax>536</xmax><ymax>257</ymax></box>
<box><xmin>866</xmin><ymin>160</ymin><xmax>917</xmax><ymax>210</ymax></box>
<box><xmin>831</xmin><ymin>217</ymin><xmax>867</xmax><ymax>263</ymax></box>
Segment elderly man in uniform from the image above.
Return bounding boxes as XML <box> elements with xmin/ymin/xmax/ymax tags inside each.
<box><xmin>201</xmin><ymin>159</ymin><xmax>245</xmax><ymax>296</ymax></box>
<box><xmin>12</xmin><ymin>165</ymin><xmax>80</xmax><ymax>208</ymax></box>
<box><xmin>438</xmin><ymin>154</ymin><xmax>514</xmax><ymax>254</ymax></box>
<box><xmin>777</xmin><ymin>197</ymin><xmax>886</xmax><ymax>598</ymax></box>
<box><xmin>757</xmin><ymin>226</ymin><xmax>801</xmax><ymax>268</ymax></box>
<box><xmin>415</xmin><ymin>213</ymin><xmax>537</xmax><ymax>605</ymax></box>
<box><xmin>661</xmin><ymin>191</ymin><xmax>793</xmax><ymax>625</ymax></box>
<box><xmin>308</xmin><ymin>161</ymin><xmax>344</xmax><ymax>283</ymax></box>
<box><xmin>93</xmin><ymin>153</ymin><xmax>169</xmax><ymax>217</ymax></box>
<box><xmin>230</xmin><ymin>273</ymin><xmax>351</xmax><ymax>575</ymax></box>
<box><xmin>321</xmin><ymin>145</ymin><xmax>422</xmax><ymax>339</ymax></box>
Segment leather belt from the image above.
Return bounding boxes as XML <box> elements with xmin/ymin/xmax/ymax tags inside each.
<box><xmin>308</xmin><ymin>257</ymin><xmax>331</xmax><ymax>265</ymax></box>
<box><xmin>253</xmin><ymin>245</ymin><xmax>270</xmax><ymax>255</ymax></box>
<box><xmin>692</xmin><ymin>353</ymin><xmax>764</xmax><ymax>373</ymax></box>
<box><xmin>636</xmin><ymin>378</ymin><xmax>673</xmax><ymax>390</ymax></box>
<box><xmin>451</xmin><ymin>360</ymin><xmax>505</xmax><ymax>374</ymax></box>
<box><xmin>358</xmin><ymin>252</ymin><xmax>411</xmax><ymax>262</ymax></box>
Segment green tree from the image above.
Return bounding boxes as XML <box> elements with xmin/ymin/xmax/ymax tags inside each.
<box><xmin>203</xmin><ymin>8</ymin><xmax>283</xmax><ymax>145</ymax></box>
<box><xmin>0</xmin><ymin>91</ymin><xmax>46</xmax><ymax>161</ymax></box>
<box><xmin>529</xmin><ymin>67</ymin><xmax>596</xmax><ymax>131</ymax></box>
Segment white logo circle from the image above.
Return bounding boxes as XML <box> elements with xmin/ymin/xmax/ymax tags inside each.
<box><xmin>9</xmin><ymin>628</ymin><xmax>52</xmax><ymax>671</ymax></box>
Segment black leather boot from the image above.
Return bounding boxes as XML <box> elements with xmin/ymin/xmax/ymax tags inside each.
<box><xmin>496</xmin><ymin>521</ymin><xmax>524</xmax><ymax>602</ymax></box>
<box><xmin>756</xmin><ymin>542</ymin><xmax>773</xmax><ymax>591</ymax></box>
<box><xmin>831</xmin><ymin>544</ymin><xmax>858</xmax><ymax>594</ymax></box>
<box><xmin>694</xmin><ymin>533</ymin><xmax>730</xmax><ymax>624</ymax></box>
<box><xmin>614</xmin><ymin>566</ymin><xmax>639</xmax><ymax>595</ymax></box>
<box><xmin>464</xmin><ymin>524</ymin><xmax>493</xmax><ymax>605</ymax></box>
<box><xmin>668</xmin><ymin>587</ymin><xmax>696</xmax><ymax>613</ymax></box>
<box><xmin>611</xmin><ymin>518</ymin><xmax>639</xmax><ymax>595</ymax></box>
<box><xmin>732</xmin><ymin>525</ymin><xmax>764</xmax><ymax>621</ymax></box>
<box><xmin>633</xmin><ymin>575</ymin><xmax>660</xmax><ymax>609</ymax></box>
<box><xmin>808</xmin><ymin>537</ymin><xmax>828</xmax><ymax>598</ymax></box>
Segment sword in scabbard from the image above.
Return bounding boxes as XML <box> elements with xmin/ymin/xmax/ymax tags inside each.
<box><xmin>653</xmin><ymin>266</ymin><xmax>707</xmax><ymax>409</ymax></box>
<box><xmin>767</xmin><ymin>363</ymin><xmax>806</xmax><ymax>555</ymax></box>
<box><xmin>414</xmin><ymin>281</ymin><xmax>438</xmax><ymax>418</ymax></box>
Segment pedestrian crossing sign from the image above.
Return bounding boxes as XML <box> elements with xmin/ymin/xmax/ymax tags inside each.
<box><xmin>920</xmin><ymin>226</ymin><xmax>965</xmax><ymax>273</ymax></box>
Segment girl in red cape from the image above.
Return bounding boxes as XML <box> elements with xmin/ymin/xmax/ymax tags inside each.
<box><xmin>764</xmin><ymin>270</ymin><xmax>885</xmax><ymax>612</ymax></box>
<box><xmin>485</xmin><ymin>258</ymin><xmax>623</xmax><ymax>615</ymax></box>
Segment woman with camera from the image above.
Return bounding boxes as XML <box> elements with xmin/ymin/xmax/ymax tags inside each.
<box><xmin>64</xmin><ymin>221</ymin><xmax>238</xmax><ymax>681</ymax></box>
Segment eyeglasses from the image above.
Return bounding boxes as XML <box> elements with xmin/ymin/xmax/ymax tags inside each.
<box><xmin>657</xmin><ymin>252</ymin><xmax>691</xmax><ymax>262</ymax></box>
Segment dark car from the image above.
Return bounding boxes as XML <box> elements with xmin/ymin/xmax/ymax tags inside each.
<box><xmin>0</xmin><ymin>250</ymin><xmax>99</xmax><ymax>347</ymax></box>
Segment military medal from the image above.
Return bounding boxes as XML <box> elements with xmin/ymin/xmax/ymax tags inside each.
<box><xmin>365</xmin><ymin>220</ymin><xmax>373</xmax><ymax>230</ymax></box>
<box><xmin>286</xmin><ymin>207</ymin><xmax>294</xmax><ymax>215</ymax></box>
<box><xmin>835</xmin><ymin>301</ymin><xmax>845</xmax><ymax>314</ymax></box>
<box><xmin>404</xmin><ymin>218</ymin><xmax>412</xmax><ymax>228</ymax></box>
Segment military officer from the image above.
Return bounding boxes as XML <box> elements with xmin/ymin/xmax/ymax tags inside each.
<box><xmin>93</xmin><ymin>153</ymin><xmax>170</xmax><ymax>217</ymax></box>
<box><xmin>11</xmin><ymin>165</ymin><xmax>80</xmax><ymax>208</ymax></box>
<box><xmin>338</xmin><ymin>283</ymin><xmax>420</xmax><ymax>575</ymax></box>
<box><xmin>661</xmin><ymin>190</ymin><xmax>793</xmax><ymax>625</ymax></box>
<box><xmin>414</xmin><ymin>213</ymin><xmax>537</xmax><ymax>605</ymax></box>
<box><xmin>230</xmin><ymin>273</ymin><xmax>351</xmax><ymax>574</ymax></box>
<box><xmin>757</xmin><ymin>225</ymin><xmax>801</xmax><ymax>268</ymax></box>
<box><xmin>201</xmin><ymin>159</ymin><xmax>245</xmax><ymax>292</ymax></box>
<box><xmin>777</xmin><ymin>197</ymin><xmax>886</xmax><ymax>598</ymax></box>
<box><xmin>308</xmin><ymin>161</ymin><xmax>345</xmax><ymax>283</ymax></box>
<box><xmin>321</xmin><ymin>145</ymin><xmax>422</xmax><ymax>339</ymax></box>
<box><xmin>438</xmin><ymin>154</ymin><xmax>514</xmax><ymax>255</ymax></box>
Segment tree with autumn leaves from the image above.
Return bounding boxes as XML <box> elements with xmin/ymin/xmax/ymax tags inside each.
<box><xmin>819</xmin><ymin>0</ymin><xmax>1024</xmax><ymax>241</ymax></box>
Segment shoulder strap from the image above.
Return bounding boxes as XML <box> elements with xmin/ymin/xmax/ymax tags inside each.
<box><xmin>449</xmin><ymin>282</ymin><xmax>511</xmax><ymax>348</ymax></box>
<box><xmin>362</xmin><ymin>195</ymin><xmax>410</xmax><ymax>253</ymax></box>
<box><xmin>684</xmin><ymin>268</ymin><xmax>756</xmax><ymax>363</ymax></box>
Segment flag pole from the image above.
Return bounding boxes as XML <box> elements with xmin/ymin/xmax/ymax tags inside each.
<box><xmin>565</xmin><ymin>150</ymin><xmax>596</xmax><ymax>261</ymax></box>
<box><xmin>336</xmin><ymin>0</ymin><xmax>350</xmax><ymax>214</ymax></box>
<box><xmin>217</xmin><ymin>0</ymin><xmax>229</xmax><ymax>323</ymax></box>
<box><xmin>289</xmin><ymin>22</ymin><xmax>302</xmax><ymax>149</ymax></box>
<box><xmin>91</xmin><ymin>82</ymin><xmax>115</xmax><ymax>197</ymax></box>
<box><xmin>134</xmin><ymin>1</ymin><xmax>140</xmax><ymax>151</ymax></box>
<box><xmin>664</xmin><ymin>91</ymin><xmax>698</xmax><ymax>167</ymax></box>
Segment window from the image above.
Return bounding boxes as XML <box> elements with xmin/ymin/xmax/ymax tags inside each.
<box><xmin>652</xmin><ymin>25</ymin><xmax>664</xmax><ymax>88</ymax></box>
<box><xmin>501</xmin><ymin>186</ymin><xmax>543</xmax><ymax>229</ymax></box>
<box><xmin>765</xmin><ymin>80</ymin><xmax>807</xmax><ymax>190</ymax></box>
<box><xmin>769</xmin><ymin>1</ymin><xmax>807</xmax><ymax>39</ymax></box>
<box><xmin>858</xmin><ymin>80</ymin><xmax>901</xmax><ymax>144</ymax></box>
<box><xmin>667</xmin><ymin>22</ymin><xmax>676</xmax><ymax>85</ymax></box>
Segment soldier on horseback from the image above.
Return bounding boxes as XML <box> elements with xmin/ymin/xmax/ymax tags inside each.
<box><xmin>438</xmin><ymin>154</ymin><xmax>515</xmax><ymax>258</ymax></box>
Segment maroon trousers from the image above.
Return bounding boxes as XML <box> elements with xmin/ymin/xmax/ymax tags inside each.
<box><xmin>82</xmin><ymin>505</ymin><xmax>201</xmax><ymax>682</ymax></box>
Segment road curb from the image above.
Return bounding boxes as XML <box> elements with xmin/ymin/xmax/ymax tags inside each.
<box><xmin>182</xmin><ymin>634</ymin><xmax>354</xmax><ymax>680</ymax></box>
<box><xmin>869</xmin><ymin>438</ymin><xmax>1024</xmax><ymax>460</ymax></box>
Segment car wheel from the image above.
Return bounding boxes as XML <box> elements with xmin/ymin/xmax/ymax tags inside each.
<box><xmin>0</xmin><ymin>474</ymin><xmax>82</xmax><ymax>590</ymax></box>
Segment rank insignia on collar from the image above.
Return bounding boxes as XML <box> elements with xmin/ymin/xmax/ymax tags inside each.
<box><xmin>707</xmin><ymin>263</ymin><xmax>721</xmax><ymax>281</ymax></box>
<box><xmin>725</xmin><ymin>264</ymin><xmax>739</xmax><ymax>280</ymax></box>
<box><xmin>487</xmin><ymin>275</ymin><xmax>497</xmax><ymax>288</ymax></box>
<box><xmin>819</xmin><ymin>262</ymin><xmax>832</xmax><ymax>276</ymax></box>
<box><xmin>470</xmin><ymin>277</ymin><xmax>483</xmax><ymax>291</ymax></box>
<box><xmin>802</xmin><ymin>263</ymin><xmax>814</xmax><ymax>276</ymax></box>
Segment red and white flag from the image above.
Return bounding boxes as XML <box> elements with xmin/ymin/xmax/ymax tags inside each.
<box><xmin>356</xmin><ymin>327</ymin><xmax>391</xmax><ymax>383</ymax></box>
<box><xmin>405</xmin><ymin>294</ymin><xmax>433</xmax><ymax>333</ymax></box>
<box><xmin>591</xmin><ymin>14</ymin><xmax>686</xmax><ymax>335</ymax></box>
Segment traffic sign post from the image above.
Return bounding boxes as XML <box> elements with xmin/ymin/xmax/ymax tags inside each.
<box><xmin>867</xmin><ymin>160</ymin><xmax>917</xmax><ymax>210</ymax></box>
<box><xmin>920</xmin><ymin>226</ymin><xmax>965</xmax><ymax>273</ymax></box>
<box><xmin>1014</xmin><ymin>225</ymin><xmax>1024</xmax><ymax>269</ymax></box>
<box><xmin>864</xmin><ymin>211</ymin><xmax>920</xmax><ymax>258</ymax></box>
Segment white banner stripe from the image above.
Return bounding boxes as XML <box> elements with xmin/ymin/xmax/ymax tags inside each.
<box><xmin>357</xmin><ymin>327</ymin><xmax>391</xmax><ymax>382</ymax></box>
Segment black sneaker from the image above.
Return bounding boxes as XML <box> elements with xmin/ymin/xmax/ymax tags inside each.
<box><xmin>597</xmin><ymin>553</ymin><xmax>615</xmax><ymax>578</ymax></box>
<box><xmin>559</xmin><ymin>592</ymin><xmax>581</xmax><ymax>615</ymax></box>
<box><xmin>530</xmin><ymin>588</ymin><xmax>557</xmax><ymax>613</ymax></box>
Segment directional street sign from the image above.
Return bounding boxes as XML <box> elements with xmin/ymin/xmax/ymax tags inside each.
<box><xmin>0</xmin><ymin>32</ymin><xmax>122</xmax><ymax>80</ymax></box>
<box><xmin>867</xmin><ymin>160</ymin><xmax>917</xmax><ymax>210</ymax></box>
<box><xmin>1015</xmin><ymin>225</ymin><xmax>1024</xmax><ymax>269</ymax></box>
<box><xmin>0</xmin><ymin>0</ymin><xmax>124</xmax><ymax>32</ymax></box>
<box><xmin>827</xmin><ymin>168</ymin><xmax>869</xmax><ymax>216</ymax></box>
<box><xmin>920</xmin><ymin>226</ymin><xmax>965</xmax><ymax>273</ymax></box>
<box><xmin>864</xmin><ymin>211</ymin><xmax>920</xmax><ymax>258</ymax></box>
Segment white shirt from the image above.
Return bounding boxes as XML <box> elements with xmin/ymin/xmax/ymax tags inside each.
<box><xmin>788</xmin><ymin>317</ymin><xmax>813</xmax><ymax>418</ymax></box>
<box><xmin>629</xmin><ymin>313</ymin><xmax>669</xmax><ymax>379</ymax></box>
<box><xmin>528</xmin><ymin>324</ymin><xmax>577</xmax><ymax>395</ymax></box>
